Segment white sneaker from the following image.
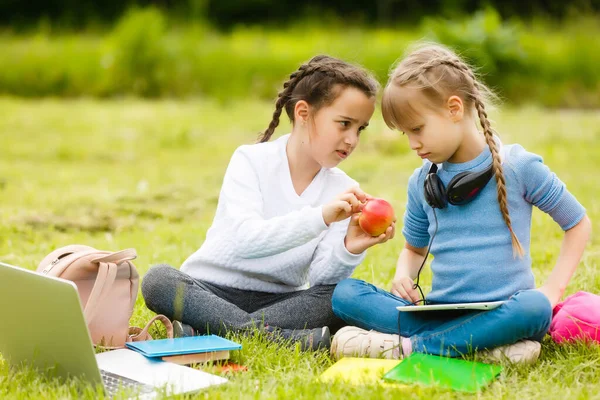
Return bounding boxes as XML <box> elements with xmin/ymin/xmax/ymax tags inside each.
<box><xmin>330</xmin><ymin>326</ymin><xmax>401</xmax><ymax>360</ymax></box>
<box><xmin>478</xmin><ymin>340</ymin><xmax>541</xmax><ymax>365</ymax></box>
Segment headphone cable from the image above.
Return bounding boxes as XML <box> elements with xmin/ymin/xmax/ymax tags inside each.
<box><xmin>411</xmin><ymin>207</ymin><xmax>438</xmax><ymax>305</ymax></box>
<box><xmin>397</xmin><ymin>207</ymin><xmax>439</xmax><ymax>352</ymax></box>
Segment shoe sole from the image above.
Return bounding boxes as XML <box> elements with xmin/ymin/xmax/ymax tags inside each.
<box><xmin>479</xmin><ymin>340</ymin><xmax>541</xmax><ymax>365</ymax></box>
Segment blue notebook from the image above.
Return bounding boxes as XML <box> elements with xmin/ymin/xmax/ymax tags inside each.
<box><xmin>125</xmin><ymin>335</ymin><xmax>242</xmax><ymax>358</ymax></box>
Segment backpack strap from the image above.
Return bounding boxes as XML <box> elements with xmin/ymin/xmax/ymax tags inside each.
<box><xmin>90</xmin><ymin>248</ymin><xmax>137</xmax><ymax>265</ymax></box>
<box><xmin>127</xmin><ymin>315</ymin><xmax>174</xmax><ymax>343</ymax></box>
<box><xmin>37</xmin><ymin>245</ymin><xmax>96</xmax><ymax>272</ymax></box>
<box><xmin>83</xmin><ymin>261</ymin><xmax>118</xmax><ymax>323</ymax></box>
<box><xmin>87</xmin><ymin>249</ymin><xmax>138</xmax><ymax>320</ymax></box>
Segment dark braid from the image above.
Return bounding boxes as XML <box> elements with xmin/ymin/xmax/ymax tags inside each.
<box><xmin>257</xmin><ymin>55</ymin><xmax>379</xmax><ymax>143</ymax></box>
<box><xmin>257</xmin><ymin>63</ymin><xmax>312</xmax><ymax>143</ymax></box>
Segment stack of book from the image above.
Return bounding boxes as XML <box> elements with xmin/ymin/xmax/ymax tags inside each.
<box><xmin>125</xmin><ymin>334</ymin><xmax>242</xmax><ymax>365</ymax></box>
<box><xmin>161</xmin><ymin>349</ymin><xmax>233</xmax><ymax>365</ymax></box>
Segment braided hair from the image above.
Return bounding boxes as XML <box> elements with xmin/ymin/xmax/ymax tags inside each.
<box><xmin>258</xmin><ymin>55</ymin><xmax>379</xmax><ymax>143</ymax></box>
<box><xmin>382</xmin><ymin>43</ymin><xmax>524</xmax><ymax>258</ymax></box>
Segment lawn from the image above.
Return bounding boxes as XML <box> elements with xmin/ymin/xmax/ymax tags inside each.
<box><xmin>0</xmin><ymin>97</ymin><xmax>599</xmax><ymax>399</ymax></box>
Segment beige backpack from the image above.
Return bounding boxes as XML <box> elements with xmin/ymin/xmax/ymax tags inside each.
<box><xmin>37</xmin><ymin>244</ymin><xmax>172</xmax><ymax>348</ymax></box>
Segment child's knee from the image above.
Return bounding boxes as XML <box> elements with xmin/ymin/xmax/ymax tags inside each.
<box><xmin>333</xmin><ymin>278</ymin><xmax>361</xmax><ymax>300</ymax></box>
<box><xmin>141</xmin><ymin>264</ymin><xmax>176</xmax><ymax>304</ymax></box>
<box><xmin>513</xmin><ymin>289</ymin><xmax>553</xmax><ymax>326</ymax></box>
<box><xmin>332</xmin><ymin>279</ymin><xmax>366</xmax><ymax>314</ymax></box>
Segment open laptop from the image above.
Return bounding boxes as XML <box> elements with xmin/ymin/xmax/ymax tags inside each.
<box><xmin>397</xmin><ymin>301</ymin><xmax>505</xmax><ymax>312</ymax></box>
<box><xmin>0</xmin><ymin>261</ymin><xmax>228</xmax><ymax>398</ymax></box>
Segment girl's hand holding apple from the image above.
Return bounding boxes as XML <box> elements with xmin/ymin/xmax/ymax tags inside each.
<box><xmin>345</xmin><ymin>212</ymin><xmax>396</xmax><ymax>254</ymax></box>
<box><xmin>323</xmin><ymin>190</ymin><xmax>396</xmax><ymax>254</ymax></box>
<box><xmin>358</xmin><ymin>198</ymin><xmax>396</xmax><ymax>236</ymax></box>
<box><xmin>344</xmin><ymin>198</ymin><xmax>396</xmax><ymax>254</ymax></box>
<box><xmin>322</xmin><ymin>186</ymin><xmax>369</xmax><ymax>226</ymax></box>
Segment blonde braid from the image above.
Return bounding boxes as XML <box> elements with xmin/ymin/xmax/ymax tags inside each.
<box><xmin>446</xmin><ymin>57</ymin><xmax>525</xmax><ymax>258</ymax></box>
<box><xmin>476</xmin><ymin>98</ymin><xmax>524</xmax><ymax>258</ymax></box>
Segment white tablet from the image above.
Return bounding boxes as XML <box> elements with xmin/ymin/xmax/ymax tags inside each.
<box><xmin>396</xmin><ymin>301</ymin><xmax>506</xmax><ymax>312</ymax></box>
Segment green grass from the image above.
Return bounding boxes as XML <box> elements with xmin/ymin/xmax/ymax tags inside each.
<box><xmin>0</xmin><ymin>97</ymin><xmax>599</xmax><ymax>399</ymax></box>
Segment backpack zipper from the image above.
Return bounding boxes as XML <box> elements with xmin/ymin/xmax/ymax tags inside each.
<box><xmin>42</xmin><ymin>258</ymin><xmax>60</xmax><ymax>274</ymax></box>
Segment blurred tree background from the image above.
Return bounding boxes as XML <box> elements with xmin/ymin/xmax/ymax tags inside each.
<box><xmin>0</xmin><ymin>0</ymin><xmax>599</xmax><ymax>106</ymax></box>
<box><xmin>2</xmin><ymin>0</ymin><xmax>598</xmax><ymax>29</ymax></box>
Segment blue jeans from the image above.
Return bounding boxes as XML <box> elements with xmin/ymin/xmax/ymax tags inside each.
<box><xmin>331</xmin><ymin>278</ymin><xmax>552</xmax><ymax>357</ymax></box>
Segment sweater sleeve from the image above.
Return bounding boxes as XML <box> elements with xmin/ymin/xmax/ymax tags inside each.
<box><xmin>308</xmin><ymin>217</ymin><xmax>366</xmax><ymax>286</ymax></box>
<box><xmin>221</xmin><ymin>147</ymin><xmax>329</xmax><ymax>258</ymax></box>
<box><xmin>510</xmin><ymin>146</ymin><xmax>586</xmax><ymax>230</ymax></box>
<box><xmin>402</xmin><ymin>166</ymin><xmax>431</xmax><ymax>248</ymax></box>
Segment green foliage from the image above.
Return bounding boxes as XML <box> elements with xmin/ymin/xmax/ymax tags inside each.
<box><xmin>0</xmin><ymin>34</ymin><xmax>105</xmax><ymax>97</ymax></box>
<box><xmin>516</xmin><ymin>17</ymin><xmax>600</xmax><ymax>108</ymax></box>
<box><xmin>0</xmin><ymin>9</ymin><xmax>599</xmax><ymax>106</ymax></box>
<box><xmin>424</xmin><ymin>8</ymin><xmax>527</xmax><ymax>83</ymax></box>
<box><xmin>109</xmin><ymin>7</ymin><xmax>168</xmax><ymax>97</ymax></box>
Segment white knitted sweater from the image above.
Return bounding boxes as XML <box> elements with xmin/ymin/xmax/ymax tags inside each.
<box><xmin>180</xmin><ymin>134</ymin><xmax>366</xmax><ymax>293</ymax></box>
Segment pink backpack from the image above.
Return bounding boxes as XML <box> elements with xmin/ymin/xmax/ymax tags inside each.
<box><xmin>37</xmin><ymin>245</ymin><xmax>172</xmax><ymax>348</ymax></box>
<box><xmin>549</xmin><ymin>291</ymin><xmax>600</xmax><ymax>344</ymax></box>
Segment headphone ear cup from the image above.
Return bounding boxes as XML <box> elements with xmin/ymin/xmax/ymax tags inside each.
<box><xmin>424</xmin><ymin>173</ymin><xmax>447</xmax><ymax>209</ymax></box>
<box><xmin>446</xmin><ymin>166</ymin><xmax>494</xmax><ymax>206</ymax></box>
<box><xmin>446</xmin><ymin>171</ymin><xmax>471</xmax><ymax>205</ymax></box>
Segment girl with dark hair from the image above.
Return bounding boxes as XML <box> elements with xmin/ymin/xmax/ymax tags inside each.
<box><xmin>142</xmin><ymin>55</ymin><xmax>394</xmax><ymax>350</ymax></box>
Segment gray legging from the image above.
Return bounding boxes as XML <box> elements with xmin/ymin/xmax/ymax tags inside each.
<box><xmin>141</xmin><ymin>264</ymin><xmax>346</xmax><ymax>335</ymax></box>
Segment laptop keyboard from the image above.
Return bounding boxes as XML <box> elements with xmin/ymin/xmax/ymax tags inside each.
<box><xmin>100</xmin><ymin>369</ymin><xmax>155</xmax><ymax>397</ymax></box>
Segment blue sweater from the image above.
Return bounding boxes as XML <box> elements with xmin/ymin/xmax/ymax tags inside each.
<box><xmin>403</xmin><ymin>144</ymin><xmax>586</xmax><ymax>303</ymax></box>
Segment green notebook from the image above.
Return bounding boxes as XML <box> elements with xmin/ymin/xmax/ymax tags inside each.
<box><xmin>382</xmin><ymin>353</ymin><xmax>502</xmax><ymax>393</ymax></box>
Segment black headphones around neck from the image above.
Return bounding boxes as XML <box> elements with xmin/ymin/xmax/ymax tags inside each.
<box><xmin>424</xmin><ymin>163</ymin><xmax>495</xmax><ymax>209</ymax></box>
<box><xmin>402</xmin><ymin>154</ymin><xmax>498</xmax><ymax>312</ymax></box>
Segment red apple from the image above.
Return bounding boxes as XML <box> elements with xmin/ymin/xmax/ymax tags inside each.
<box><xmin>358</xmin><ymin>198</ymin><xmax>395</xmax><ymax>237</ymax></box>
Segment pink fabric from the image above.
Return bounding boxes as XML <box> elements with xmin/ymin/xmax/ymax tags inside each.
<box><xmin>549</xmin><ymin>291</ymin><xmax>600</xmax><ymax>344</ymax></box>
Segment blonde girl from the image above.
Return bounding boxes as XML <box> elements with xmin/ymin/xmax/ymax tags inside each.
<box><xmin>330</xmin><ymin>44</ymin><xmax>591</xmax><ymax>363</ymax></box>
